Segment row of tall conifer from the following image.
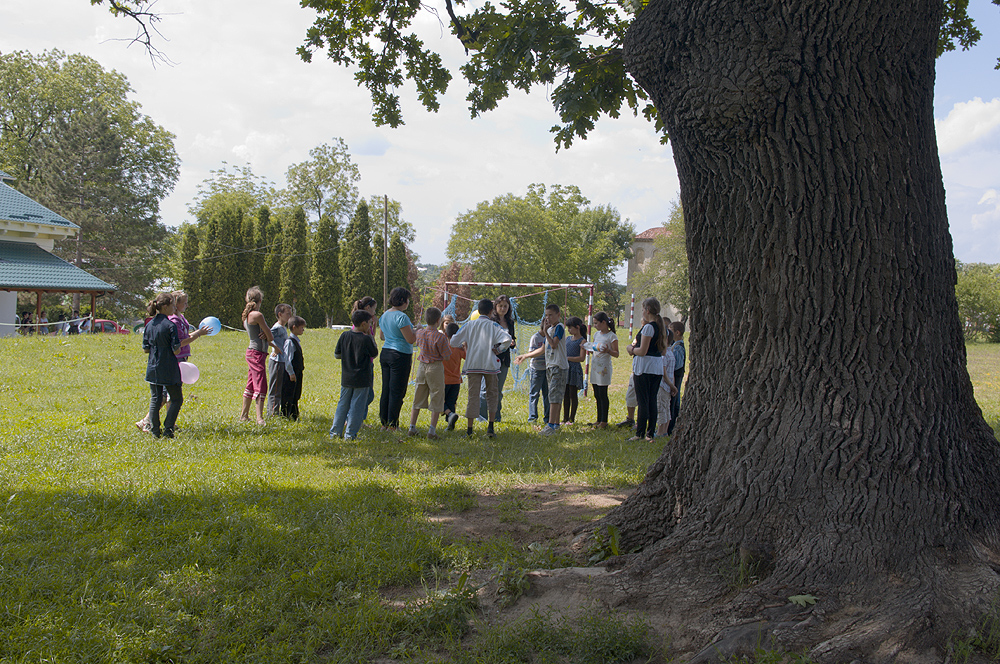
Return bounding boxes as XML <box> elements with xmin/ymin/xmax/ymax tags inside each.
<box><xmin>176</xmin><ymin>198</ymin><xmax>414</xmax><ymax>328</ymax></box>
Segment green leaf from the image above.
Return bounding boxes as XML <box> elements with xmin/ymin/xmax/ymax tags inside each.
<box><xmin>788</xmin><ymin>594</ymin><xmax>818</xmax><ymax>607</ymax></box>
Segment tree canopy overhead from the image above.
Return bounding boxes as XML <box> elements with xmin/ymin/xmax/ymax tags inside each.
<box><xmin>291</xmin><ymin>0</ymin><xmax>997</xmax><ymax>148</ymax></box>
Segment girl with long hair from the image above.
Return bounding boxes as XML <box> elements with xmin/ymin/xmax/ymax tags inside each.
<box><xmin>562</xmin><ymin>316</ymin><xmax>587</xmax><ymax>424</ymax></box>
<box><xmin>240</xmin><ymin>286</ymin><xmax>278</xmax><ymax>425</ymax></box>
<box><xmin>142</xmin><ymin>292</ymin><xmax>207</xmax><ymax>438</ymax></box>
<box><xmin>589</xmin><ymin>311</ymin><xmax>619</xmax><ymax>428</ymax></box>
<box><xmin>136</xmin><ymin>290</ymin><xmax>203</xmax><ymax>431</ymax></box>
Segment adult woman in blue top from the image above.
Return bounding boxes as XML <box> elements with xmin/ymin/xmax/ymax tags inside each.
<box><xmin>378</xmin><ymin>287</ymin><xmax>417</xmax><ymax>429</ymax></box>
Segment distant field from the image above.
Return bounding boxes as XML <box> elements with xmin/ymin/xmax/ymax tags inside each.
<box><xmin>964</xmin><ymin>342</ymin><xmax>1000</xmax><ymax>435</ymax></box>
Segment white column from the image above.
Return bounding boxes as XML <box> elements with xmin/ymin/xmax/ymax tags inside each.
<box><xmin>0</xmin><ymin>290</ymin><xmax>17</xmax><ymax>338</ymax></box>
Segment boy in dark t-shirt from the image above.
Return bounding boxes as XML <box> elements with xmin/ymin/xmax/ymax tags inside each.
<box><xmin>330</xmin><ymin>310</ymin><xmax>379</xmax><ymax>440</ymax></box>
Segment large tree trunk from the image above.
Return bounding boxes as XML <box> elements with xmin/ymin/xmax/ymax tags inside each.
<box><xmin>611</xmin><ymin>0</ymin><xmax>1000</xmax><ymax>656</ymax></box>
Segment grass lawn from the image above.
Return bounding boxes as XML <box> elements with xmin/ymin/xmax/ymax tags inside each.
<box><xmin>965</xmin><ymin>343</ymin><xmax>1000</xmax><ymax>436</ymax></box>
<box><xmin>4</xmin><ymin>331</ymin><xmax>999</xmax><ymax>663</ymax></box>
<box><xmin>0</xmin><ymin>328</ymin><xmax>658</xmax><ymax>663</ymax></box>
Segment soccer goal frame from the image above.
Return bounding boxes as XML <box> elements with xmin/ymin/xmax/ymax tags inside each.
<box><xmin>442</xmin><ymin>281</ymin><xmax>596</xmax><ymax>395</ymax></box>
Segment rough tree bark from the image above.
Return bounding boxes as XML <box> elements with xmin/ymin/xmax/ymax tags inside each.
<box><xmin>607</xmin><ymin>0</ymin><xmax>1000</xmax><ymax>658</ymax></box>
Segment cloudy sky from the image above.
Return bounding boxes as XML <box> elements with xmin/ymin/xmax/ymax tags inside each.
<box><xmin>3</xmin><ymin>0</ymin><xmax>999</xmax><ymax>273</ymax></box>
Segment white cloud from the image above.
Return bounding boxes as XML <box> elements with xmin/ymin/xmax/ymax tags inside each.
<box><xmin>973</xmin><ymin>189</ymin><xmax>1000</xmax><ymax>230</ymax></box>
<box><xmin>231</xmin><ymin>131</ymin><xmax>291</xmax><ymax>168</ymax></box>
<box><xmin>936</xmin><ymin>97</ymin><xmax>1000</xmax><ymax>155</ymax></box>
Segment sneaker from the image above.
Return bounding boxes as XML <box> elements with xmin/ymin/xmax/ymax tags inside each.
<box><xmin>475</xmin><ymin>415</ymin><xmax>488</xmax><ymax>423</ymax></box>
<box><xmin>616</xmin><ymin>419</ymin><xmax>635</xmax><ymax>429</ymax></box>
<box><xmin>427</xmin><ymin>432</ymin><xmax>439</xmax><ymax>440</ymax></box>
<box><xmin>408</xmin><ymin>428</ymin><xmax>419</xmax><ymax>437</ymax></box>
<box><xmin>447</xmin><ymin>412</ymin><xmax>459</xmax><ymax>430</ymax></box>
<box><xmin>540</xmin><ymin>425</ymin><xmax>558</xmax><ymax>436</ymax></box>
<box><xmin>486</xmin><ymin>425</ymin><xmax>496</xmax><ymax>439</ymax></box>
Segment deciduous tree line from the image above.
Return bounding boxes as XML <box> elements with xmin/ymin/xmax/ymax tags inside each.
<box><xmin>956</xmin><ymin>261</ymin><xmax>1000</xmax><ymax>341</ymax></box>
<box><xmin>0</xmin><ymin>49</ymin><xmax>179</xmax><ymax>316</ymax></box>
<box><xmin>435</xmin><ymin>184</ymin><xmax>635</xmax><ymax>321</ymax></box>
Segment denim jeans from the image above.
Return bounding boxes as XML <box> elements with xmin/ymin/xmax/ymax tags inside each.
<box><xmin>479</xmin><ymin>362</ymin><xmax>510</xmax><ymax>421</ymax></box>
<box><xmin>528</xmin><ymin>366</ymin><xmax>548</xmax><ymax>421</ymax></box>
<box><xmin>667</xmin><ymin>368</ymin><xmax>684</xmax><ymax>434</ymax></box>
<box><xmin>379</xmin><ymin>348</ymin><xmax>412</xmax><ymax>428</ymax></box>
<box><xmin>331</xmin><ymin>385</ymin><xmax>371</xmax><ymax>439</ymax></box>
<box><xmin>149</xmin><ymin>383</ymin><xmax>183</xmax><ymax>437</ymax></box>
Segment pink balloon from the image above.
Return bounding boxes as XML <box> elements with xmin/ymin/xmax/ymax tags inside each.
<box><xmin>178</xmin><ymin>361</ymin><xmax>200</xmax><ymax>384</ymax></box>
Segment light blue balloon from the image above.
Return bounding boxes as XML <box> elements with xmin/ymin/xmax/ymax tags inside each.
<box><xmin>199</xmin><ymin>316</ymin><xmax>222</xmax><ymax>336</ymax></box>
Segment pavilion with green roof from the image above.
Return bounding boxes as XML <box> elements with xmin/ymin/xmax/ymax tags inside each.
<box><xmin>0</xmin><ymin>169</ymin><xmax>115</xmax><ymax>336</ymax></box>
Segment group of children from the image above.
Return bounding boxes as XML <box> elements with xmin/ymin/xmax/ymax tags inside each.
<box><xmin>330</xmin><ymin>294</ymin><xmax>686</xmax><ymax>441</ymax></box>
<box><xmin>510</xmin><ymin>297</ymin><xmax>685</xmax><ymax>440</ymax></box>
<box><xmin>328</xmin><ymin>297</ymin><xmax>512</xmax><ymax>440</ymax></box>
<box><xmin>139</xmin><ymin>287</ymin><xmax>309</xmax><ymax>438</ymax></box>
<box><xmin>140</xmin><ymin>287</ymin><xmax>686</xmax><ymax>442</ymax></box>
<box><xmin>242</xmin><ymin>287</ymin><xmax>308</xmax><ymax>425</ymax></box>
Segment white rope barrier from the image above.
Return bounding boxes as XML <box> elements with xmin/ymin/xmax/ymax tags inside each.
<box><xmin>0</xmin><ymin>315</ymin><xmax>94</xmax><ymax>329</ymax></box>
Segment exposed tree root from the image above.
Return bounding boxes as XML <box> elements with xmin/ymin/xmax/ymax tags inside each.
<box><xmin>503</xmin><ymin>538</ymin><xmax>1000</xmax><ymax>663</ymax></box>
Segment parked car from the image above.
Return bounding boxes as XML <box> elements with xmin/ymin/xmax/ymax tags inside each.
<box><xmin>93</xmin><ymin>319</ymin><xmax>130</xmax><ymax>334</ymax></box>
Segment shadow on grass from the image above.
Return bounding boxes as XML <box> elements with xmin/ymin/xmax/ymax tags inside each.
<box><xmin>241</xmin><ymin>415</ymin><xmax>663</xmax><ymax>482</ymax></box>
<box><xmin>0</xmin><ymin>482</ymin><xmax>467</xmax><ymax>663</ymax></box>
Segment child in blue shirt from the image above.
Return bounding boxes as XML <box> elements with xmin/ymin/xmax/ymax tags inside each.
<box><xmin>667</xmin><ymin>320</ymin><xmax>686</xmax><ymax>434</ymax></box>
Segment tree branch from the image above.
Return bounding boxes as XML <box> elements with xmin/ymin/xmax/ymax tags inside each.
<box><xmin>96</xmin><ymin>0</ymin><xmax>174</xmax><ymax>66</ymax></box>
<box><xmin>443</xmin><ymin>0</ymin><xmax>480</xmax><ymax>52</ymax></box>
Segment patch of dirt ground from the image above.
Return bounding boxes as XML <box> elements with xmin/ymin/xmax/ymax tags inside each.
<box><xmin>428</xmin><ymin>482</ymin><xmax>630</xmax><ymax>553</ymax></box>
<box><xmin>424</xmin><ymin>483</ymin><xmax>656</xmax><ymax>650</ymax></box>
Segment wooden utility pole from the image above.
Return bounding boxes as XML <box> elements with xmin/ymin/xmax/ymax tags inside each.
<box><xmin>383</xmin><ymin>194</ymin><xmax>388</xmax><ymax>308</ymax></box>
